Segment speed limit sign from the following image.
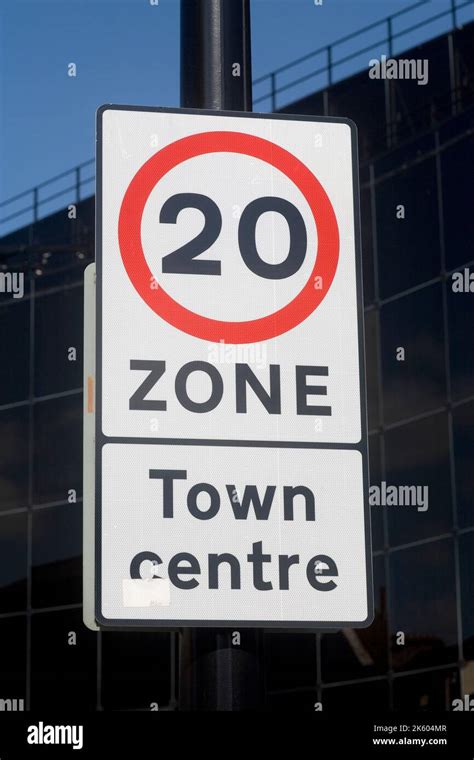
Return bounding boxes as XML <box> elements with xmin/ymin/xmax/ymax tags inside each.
<box><xmin>95</xmin><ymin>105</ymin><xmax>372</xmax><ymax>628</ymax></box>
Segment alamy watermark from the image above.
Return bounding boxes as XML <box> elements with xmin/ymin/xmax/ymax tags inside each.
<box><xmin>0</xmin><ymin>271</ymin><xmax>24</xmax><ymax>299</ymax></box>
<box><xmin>27</xmin><ymin>721</ymin><xmax>83</xmax><ymax>751</ymax></box>
<box><xmin>208</xmin><ymin>339</ymin><xmax>267</xmax><ymax>369</ymax></box>
<box><xmin>369</xmin><ymin>481</ymin><xmax>429</xmax><ymax>512</ymax></box>
<box><xmin>369</xmin><ymin>55</ymin><xmax>429</xmax><ymax>86</ymax></box>
<box><xmin>452</xmin><ymin>267</ymin><xmax>474</xmax><ymax>292</ymax></box>
<box><xmin>0</xmin><ymin>697</ymin><xmax>24</xmax><ymax>711</ymax></box>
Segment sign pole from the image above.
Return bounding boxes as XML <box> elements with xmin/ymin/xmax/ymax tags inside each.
<box><xmin>179</xmin><ymin>0</ymin><xmax>263</xmax><ymax>711</ymax></box>
<box><xmin>180</xmin><ymin>0</ymin><xmax>252</xmax><ymax>112</ymax></box>
<box><xmin>94</xmin><ymin>0</ymin><xmax>371</xmax><ymax>709</ymax></box>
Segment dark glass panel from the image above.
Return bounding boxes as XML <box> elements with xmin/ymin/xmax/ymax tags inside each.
<box><xmin>0</xmin><ymin>406</ymin><xmax>29</xmax><ymax>511</ymax></box>
<box><xmin>33</xmin><ymin>252</ymin><xmax>91</xmax><ymax>292</ymax></box>
<box><xmin>101</xmin><ymin>631</ymin><xmax>172</xmax><ymax>710</ymax></box>
<box><xmin>33</xmin><ymin>394</ymin><xmax>82</xmax><ymax>505</ymax></box>
<box><xmin>28</xmin><ymin>197</ymin><xmax>94</xmax><ymax>292</ymax></box>
<box><xmin>380</xmin><ymin>285</ymin><xmax>446</xmax><ymax>425</ymax></box>
<box><xmin>390</xmin><ymin>539</ymin><xmax>457</xmax><ymax>672</ymax></box>
<box><xmin>452</xmin><ymin>402</ymin><xmax>474</xmax><ymax>529</ymax></box>
<box><xmin>31</xmin><ymin>609</ymin><xmax>96</xmax><ymax>710</ymax></box>
<box><xmin>460</xmin><ymin>532</ymin><xmax>474</xmax><ymax>662</ymax></box>
<box><xmin>321</xmin><ymin>556</ymin><xmax>387</xmax><ymax>682</ymax></box>
<box><xmin>34</xmin><ymin>287</ymin><xmax>83</xmax><ymax>396</ymax></box>
<box><xmin>264</xmin><ymin>632</ymin><xmax>316</xmax><ymax>691</ymax></box>
<box><xmin>447</xmin><ymin>280</ymin><xmax>474</xmax><ymax>402</ymax></box>
<box><xmin>0</xmin><ymin>616</ymin><xmax>26</xmax><ymax>698</ymax></box>
<box><xmin>327</xmin><ymin>73</ymin><xmax>387</xmax><ymax>160</ymax></box>
<box><xmin>322</xmin><ymin>679</ymin><xmax>389</xmax><ymax>714</ymax></box>
<box><xmin>0</xmin><ymin>300</ymin><xmax>29</xmax><ymax>403</ymax></box>
<box><xmin>0</xmin><ymin>512</ymin><xmax>27</xmax><ymax>613</ymax></box>
<box><xmin>390</xmin><ymin>36</ymin><xmax>452</xmax><ymax>141</ymax></box>
<box><xmin>264</xmin><ymin>689</ymin><xmax>318</xmax><ymax>713</ymax></box>
<box><xmin>441</xmin><ymin>134</ymin><xmax>474</xmax><ymax>271</ymax></box>
<box><xmin>32</xmin><ymin>504</ymin><xmax>82</xmax><ymax>608</ymax></box>
<box><xmin>393</xmin><ymin>668</ymin><xmax>460</xmax><ymax>712</ymax></box>
<box><xmin>454</xmin><ymin>26</ymin><xmax>474</xmax><ymax>113</ymax></box>
<box><xmin>375</xmin><ymin>155</ymin><xmax>440</xmax><ymax>300</ymax></box>
<box><xmin>385</xmin><ymin>413</ymin><xmax>452</xmax><ymax>547</ymax></box>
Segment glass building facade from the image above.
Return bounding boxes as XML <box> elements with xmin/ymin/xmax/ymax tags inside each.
<box><xmin>0</xmin><ymin>22</ymin><xmax>473</xmax><ymax>712</ymax></box>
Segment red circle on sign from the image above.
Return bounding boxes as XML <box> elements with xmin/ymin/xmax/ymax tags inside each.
<box><xmin>118</xmin><ymin>131</ymin><xmax>339</xmax><ymax>344</ymax></box>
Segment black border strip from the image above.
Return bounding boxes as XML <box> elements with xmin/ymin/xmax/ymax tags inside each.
<box><xmin>95</xmin><ymin>104</ymin><xmax>373</xmax><ymax>630</ymax></box>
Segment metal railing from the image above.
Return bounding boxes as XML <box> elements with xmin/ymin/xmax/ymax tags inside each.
<box><xmin>253</xmin><ymin>0</ymin><xmax>472</xmax><ymax>108</ymax></box>
<box><xmin>1</xmin><ymin>0</ymin><xmax>473</xmax><ymax>235</ymax></box>
<box><xmin>0</xmin><ymin>158</ymin><xmax>95</xmax><ymax>233</ymax></box>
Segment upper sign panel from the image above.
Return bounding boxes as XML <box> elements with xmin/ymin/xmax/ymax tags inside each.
<box><xmin>99</xmin><ymin>107</ymin><xmax>364</xmax><ymax>445</ymax></box>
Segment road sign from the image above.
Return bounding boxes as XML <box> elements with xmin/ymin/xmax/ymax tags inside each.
<box><xmin>96</xmin><ymin>105</ymin><xmax>372</xmax><ymax>628</ymax></box>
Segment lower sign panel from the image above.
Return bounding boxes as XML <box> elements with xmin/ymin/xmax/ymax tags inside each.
<box><xmin>98</xmin><ymin>444</ymin><xmax>371</xmax><ymax>627</ymax></box>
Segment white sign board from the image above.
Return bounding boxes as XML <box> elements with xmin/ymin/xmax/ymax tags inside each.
<box><xmin>96</xmin><ymin>105</ymin><xmax>373</xmax><ymax>628</ymax></box>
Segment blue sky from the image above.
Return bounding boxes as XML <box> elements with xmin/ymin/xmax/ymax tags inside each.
<box><xmin>0</xmin><ymin>0</ymin><xmax>465</xmax><ymax>207</ymax></box>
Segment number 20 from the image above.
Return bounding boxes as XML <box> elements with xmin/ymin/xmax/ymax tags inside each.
<box><xmin>160</xmin><ymin>192</ymin><xmax>307</xmax><ymax>280</ymax></box>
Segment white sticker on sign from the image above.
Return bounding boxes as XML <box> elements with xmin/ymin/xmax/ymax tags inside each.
<box><xmin>122</xmin><ymin>579</ymin><xmax>171</xmax><ymax>608</ymax></box>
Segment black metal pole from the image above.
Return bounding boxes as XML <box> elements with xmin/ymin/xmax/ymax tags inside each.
<box><xmin>179</xmin><ymin>0</ymin><xmax>263</xmax><ymax>712</ymax></box>
<box><xmin>180</xmin><ymin>0</ymin><xmax>252</xmax><ymax>111</ymax></box>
